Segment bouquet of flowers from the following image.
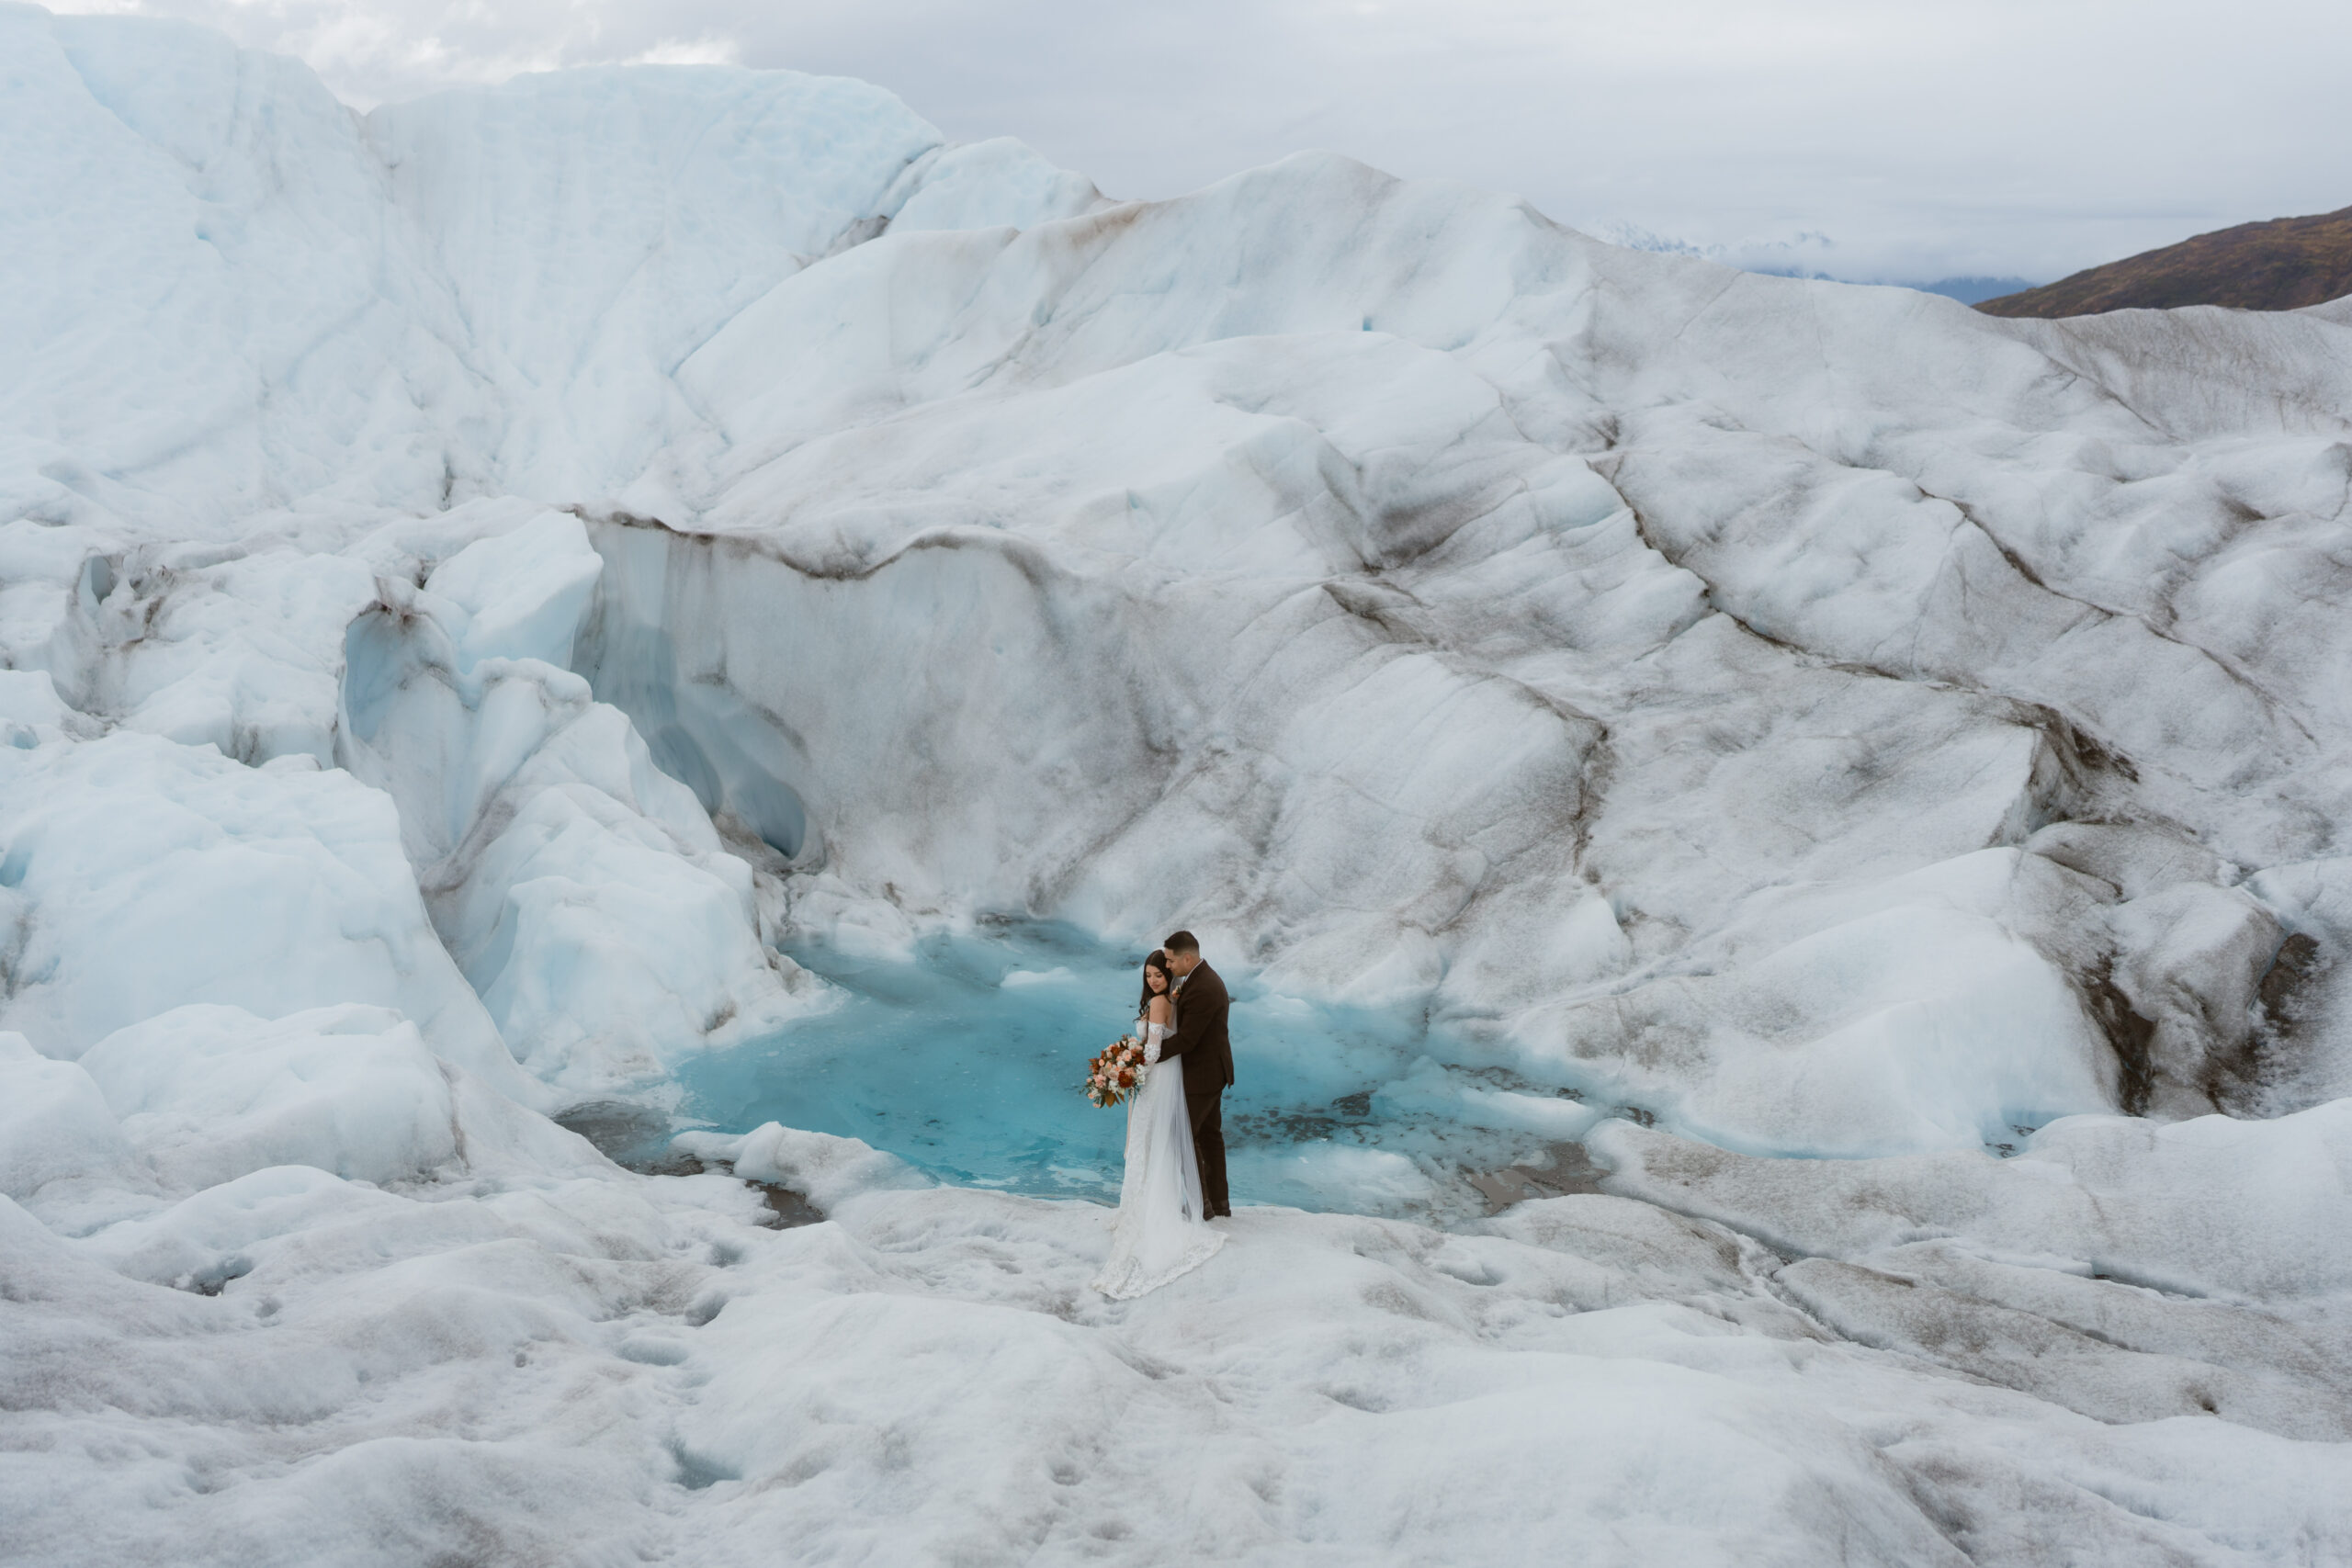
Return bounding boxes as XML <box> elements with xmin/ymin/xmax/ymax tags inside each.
<box><xmin>1085</xmin><ymin>1037</ymin><xmax>1149</xmax><ymax>1108</ymax></box>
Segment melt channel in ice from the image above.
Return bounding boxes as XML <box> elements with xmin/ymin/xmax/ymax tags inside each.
<box><xmin>5</xmin><ymin>6</ymin><xmax>2352</xmax><ymax>1563</ymax></box>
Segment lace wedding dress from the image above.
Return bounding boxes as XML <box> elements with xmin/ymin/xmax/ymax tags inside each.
<box><xmin>1090</xmin><ymin>1014</ymin><xmax>1226</xmax><ymax>1299</ymax></box>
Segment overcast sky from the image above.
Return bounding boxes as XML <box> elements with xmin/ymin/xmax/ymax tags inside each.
<box><xmin>51</xmin><ymin>0</ymin><xmax>2352</xmax><ymax>285</ymax></box>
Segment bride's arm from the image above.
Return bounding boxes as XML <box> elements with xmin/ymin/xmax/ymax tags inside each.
<box><xmin>1144</xmin><ymin>995</ymin><xmax>1174</xmax><ymax>1062</ymax></box>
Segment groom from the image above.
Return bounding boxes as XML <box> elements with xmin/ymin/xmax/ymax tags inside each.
<box><xmin>1154</xmin><ymin>931</ymin><xmax>1233</xmax><ymax>1218</ymax></box>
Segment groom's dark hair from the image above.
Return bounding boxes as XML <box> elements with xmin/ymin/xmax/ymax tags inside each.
<box><xmin>1164</xmin><ymin>931</ymin><xmax>1200</xmax><ymax>955</ymax></box>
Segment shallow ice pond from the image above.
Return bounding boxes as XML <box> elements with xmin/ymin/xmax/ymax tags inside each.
<box><xmin>611</xmin><ymin>922</ymin><xmax>1616</xmax><ymax>1221</ymax></box>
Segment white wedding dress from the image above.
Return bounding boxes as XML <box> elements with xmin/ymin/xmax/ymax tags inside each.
<box><xmin>1090</xmin><ymin>1013</ymin><xmax>1226</xmax><ymax>1299</ymax></box>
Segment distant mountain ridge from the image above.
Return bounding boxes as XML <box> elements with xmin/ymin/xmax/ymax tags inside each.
<box><xmin>1597</xmin><ymin>223</ymin><xmax>2035</xmax><ymax>302</ymax></box>
<box><xmin>1912</xmin><ymin>276</ymin><xmax>2037</xmax><ymax>305</ymax></box>
<box><xmin>1978</xmin><ymin>205</ymin><xmax>2352</xmax><ymax>317</ymax></box>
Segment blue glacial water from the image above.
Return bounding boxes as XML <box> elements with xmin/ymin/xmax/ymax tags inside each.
<box><xmin>661</xmin><ymin>921</ymin><xmax>1614</xmax><ymax>1219</ymax></box>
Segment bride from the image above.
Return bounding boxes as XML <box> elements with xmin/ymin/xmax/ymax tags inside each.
<box><xmin>1091</xmin><ymin>950</ymin><xmax>1225</xmax><ymax>1298</ymax></box>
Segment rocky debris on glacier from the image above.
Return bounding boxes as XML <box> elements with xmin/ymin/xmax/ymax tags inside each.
<box><xmin>5</xmin><ymin>6</ymin><xmax>2352</xmax><ymax>1562</ymax></box>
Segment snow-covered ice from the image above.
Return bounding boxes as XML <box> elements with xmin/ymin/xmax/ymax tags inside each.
<box><xmin>6</xmin><ymin>5</ymin><xmax>2352</xmax><ymax>1561</ymax></box>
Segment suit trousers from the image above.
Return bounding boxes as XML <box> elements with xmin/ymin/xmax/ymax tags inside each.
<box><xmin>1188</xmin><ymin>1086</ymin><xmax>1230</xmax><ymax>1218</ymax></box>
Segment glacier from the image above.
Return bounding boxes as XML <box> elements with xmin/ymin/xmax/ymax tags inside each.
<box><xmin>5</xmin><ymin>4</ymin><xmax>2352</xmax><ymax>1562</ymax></box>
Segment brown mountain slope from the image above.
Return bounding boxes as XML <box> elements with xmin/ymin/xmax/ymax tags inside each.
<box><xmin>1976</xmin><ymin>205</ymin><xmax>2352</xmax><ymax>317</ymax></box>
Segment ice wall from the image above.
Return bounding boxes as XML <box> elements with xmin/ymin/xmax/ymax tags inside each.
<box><xmin>0</xmin><ymin>6</ymin><xmax>1104</xmax><ymax>543</ymax></box>
<box><xmin>576</xmin><ymin>157</ymin><xmax>2352</xmax><ymax>1153</ymax></box>
<box><xmin>336</xmin><ymin>512</ymin><xmax>824</xmax><ymax>1096</ymax></box>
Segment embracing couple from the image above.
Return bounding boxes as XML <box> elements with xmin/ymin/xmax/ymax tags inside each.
<box><xmin>1090</xmin><ymin>931</ymin><xmax>1232</xmax><ymax>1300</ymax></box>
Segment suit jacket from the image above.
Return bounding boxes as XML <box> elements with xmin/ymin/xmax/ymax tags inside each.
<box><xmin>1158</xmin><ymin>961</ymin><xmax>1235</xmax><ymax>1096</ymax></box>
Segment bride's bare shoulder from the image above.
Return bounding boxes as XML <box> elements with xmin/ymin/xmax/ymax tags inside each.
<box><xmin>1148</xmin><ymin>994</ymin><xmax>1174</xmax><ymax>1023</ymax></box>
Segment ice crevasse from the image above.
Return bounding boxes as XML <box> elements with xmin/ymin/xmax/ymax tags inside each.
<box><xmin>6</xmin><ymin>7</ymin><xmax>2352</xmax><ymax>1564</ymax></box>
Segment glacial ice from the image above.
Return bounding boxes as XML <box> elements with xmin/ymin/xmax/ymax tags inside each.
<box><xmin>6</xmin><ymin>4</ymin><xmax>2352</xmax><ymax>1562</ymax></box>
<box><xmin>337</xmin><ymin>511</ymin><xmax>824</xmax><ymax>1096</ymax></box>
<box><xmin>78</xmin><ymin>1004</ymin><xmax>463</xmax><ymax>1192</ymax></box>
<box><xmin>0</xmin><ymin>729</ymin><xmax>526</xmax><ymax>1097</ymax></box>
<box><xmin>419</xmin><ymin>511</ymin><xmax>605</xmax><ymax>674</ymax></box>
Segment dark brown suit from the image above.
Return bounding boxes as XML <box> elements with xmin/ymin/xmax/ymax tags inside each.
<box><xmin>1157</xmin><ymin>960</ymin><xmax>1234</xmax><ymax>1217</ymax></box>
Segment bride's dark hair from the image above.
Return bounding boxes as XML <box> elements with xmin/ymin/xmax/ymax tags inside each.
<box><xmin>1137</xmin><ymin>950</ymin><xmax>1172</xmax><ymax>1015</ymax></box>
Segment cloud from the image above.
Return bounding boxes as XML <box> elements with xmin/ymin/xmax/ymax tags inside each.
<box><xmin>628</xmin><ymin>37</ymin><xmax>741</xmax><ymax>67</ymax></box>
<box><xmin>40</xmin><ymin>0</ymin><xmax>2352</xmax><ymax>284</ymax></box>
